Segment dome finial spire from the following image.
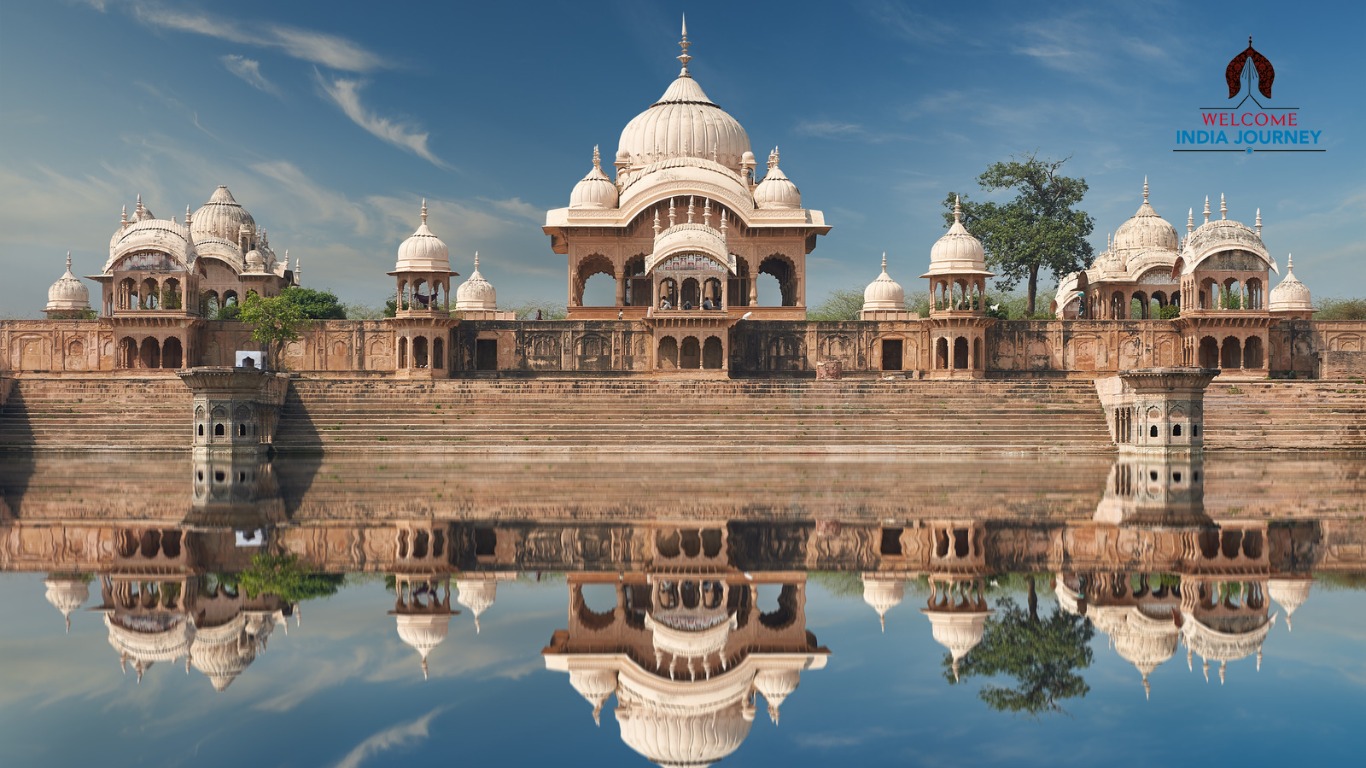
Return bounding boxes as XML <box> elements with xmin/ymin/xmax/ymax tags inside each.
<box><xmin>65</xmin><ymin>250</ymin><xmax>72</xmax><ymax>273</ymax></box>
<box><xmin>1203</xmin><ymin>196</ymin><xmax>1211</xmax><ymax>223</ymax></box>
<box><xmin>953</xmin><ymin>195</ymin><xmax>963</xmax><ymax>223</ymax></box>
<box><xmin>1188</xmin><ymin>207</ymin><xmax>1195</xmax><ymax>233</ymax></box>
<box><xmin>881</xmin><ymin>251</ymin><xmax>888</xmax><ymax>272</ymax></box>
<box><xmin>1220</xmin><ymin>193</ymin><xmax>1227</xmax><ymax>220</ymax></box>
<box><xmin>420</xmin><ymin>199</ymin><xmax>428</xmax><ymax>226</ymax></box>
<box><xmin>473</xmin><ymin>251</ymin><xmax>480</xmax><ymax>271</ymax></box>
<box><xmin>677</xmin><ymin>14</ymin><xmax>692</xmax><ymax>75</ymax></box>
<box><xmin>1255</xmin><ymin>207</ymin><xmax>1262</xmax><ymax>235</ymax></box>
<box><xmin>592</xmin><ymin>144</ymin><xmax>601</xmax><ymax>170</ymax></box>
<box><xmin>1143</xmin><ymin>176</ymin><xmax>1149</xmax><ymax>203</ymax></box>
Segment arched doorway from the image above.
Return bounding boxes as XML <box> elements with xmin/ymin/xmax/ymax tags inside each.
<box><xmin>433</xmin><ymin>338</ymin><xmax>445</xmax><ymax>371</ymax></box>
<box><xmin>1244</xmin><ymin>336</ymin><xmax>1264</xmax><ymax>369</ymax></box>
<box><xmin>680</xmin><ymin>336</ymin><xmax>701</xmax><ymax>369</ymax></box>
<box><xmin>1221</xmin><ymin>336</ymin><xmax>1242</xmax><ymax>369</ymax></box>
<box><xmin>162</xmin><ymin>337</ymin><xmax>183</xmax><ymax>369</ymax></box>
<box><xmin>139</xmin><ymin>337</ymin><xmax>161</xmax><ymax>369</ymax></box>
<box><xmin>953</xmin><ymin>337</ymin><xmax>969</xmax><ymax>369</ymax></box>
<box><xmin>935</xmin><ymin>337</ymin><xmax>949</xmax><ymax>369</ymax></box>
<box><xmin>702</xmin><ymin>337</ymin><xmax>723</xmax><ymax>369</ymax></box>
<box><xmin>1198</xmin><ymin>336</ymin><xmax>1219</xmax><ymax>368</ymax></box>
<box><xmin>657</xmin><ymin>336</ymin><xmax>678</xmax><ymax>369</ymax></box>
<box><xmin>118</xmin><ymin>337</ymin><xmax>137</xmax><ymax>368</ymax></box>
<box><xmin>413</xmin><ymin>337</ymin><xmax>430</xmax><ymax>369</ymax></box>
<box><xmin>398</xmin><ymin>337</ymin><xmax>409</xmax><ymax>369</ymax></box>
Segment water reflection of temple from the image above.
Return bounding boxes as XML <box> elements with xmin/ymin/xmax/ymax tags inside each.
<box><xmin>542</xmin><ymin>526</ymin><xmax>828</xmax><ymax>767</ymax></box>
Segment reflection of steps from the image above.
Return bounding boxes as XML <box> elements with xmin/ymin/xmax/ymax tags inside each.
<box><xmin>0</xmin><ymin>375</ymin><xmax>192</xmax><ymax>451</ymax></box>
<box><xmin>1203</xmin><ymin>381</ymin><xmax>1366</xmax><ymax>449</ymax></box>
<box><xmin>273</xmin><ymin>378</ymin><xmax>1112</xmax><ymax>453</ymax></box>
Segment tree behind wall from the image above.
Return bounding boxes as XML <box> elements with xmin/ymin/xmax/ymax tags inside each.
<box><xmin>239</xmin><ymin>292</ymin><xmax>307</xmax><ymax>369</ymax></box>
<box><xmin>945</xmin><ymin>154</ymin><xmax>1094</xmax><ymax>316</ymax></box>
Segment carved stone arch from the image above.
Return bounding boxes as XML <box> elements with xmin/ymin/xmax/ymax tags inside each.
<box><xmin>573</xmin><ymin>253</ymin><xmax>615</xmax><ymax>306</ymax></box>
<box><xmin>758</xmin><ymin>253</ymin><xmax>798</xmax><ymax>306</ymax></box>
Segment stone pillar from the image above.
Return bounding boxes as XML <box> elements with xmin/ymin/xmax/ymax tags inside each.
<box><xmin>179</xmin><ymin>367</ymin><xmax>290</xmax><ymax>456</ymax></box>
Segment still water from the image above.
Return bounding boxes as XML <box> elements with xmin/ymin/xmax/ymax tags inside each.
<box><xmin>2</xmin><ymin>451</ymin><xmax>1364</xmax><ymax>767</ymax></box>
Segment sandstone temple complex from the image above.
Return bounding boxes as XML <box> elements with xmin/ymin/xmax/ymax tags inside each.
<box><xmin>1</xmin><ymin>24</ymin><xmax>1364</xmax><ymax>454</ymax></box>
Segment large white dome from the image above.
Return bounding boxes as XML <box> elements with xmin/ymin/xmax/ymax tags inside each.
<box><xmin>1113</xmin><ymin>180</ymin><xmax>1179</xmax><ymax>254</ymax></box>
<box><xmin>394</xmin><ymin>201</ymin><xmax>451</xmax><ymax>272</ymax></box>
<box><xmin>192</xmin><ymin>186</ymin><xmax>256</xmax><ymax>244</ymax></box>
<box><xmin>616</xmin><ymin>29</ymin><xmax>751</xmax><ymax>173</ymax></box>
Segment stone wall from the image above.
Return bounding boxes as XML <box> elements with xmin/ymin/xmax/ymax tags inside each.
<box><xmin>3</xmin><ymin>316</ymin><xmax>1365</xmax><ymax>379</ymax></box>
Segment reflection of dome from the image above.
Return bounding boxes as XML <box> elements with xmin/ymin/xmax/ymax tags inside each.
<box><xmin>190</xmin><ymin>615</ymin><xmax>257</xmax><ymax>692</ymax></box>
<box><xmin>46</xmin><ymin>253</ymin><xmax>91</xmax><ymax>314</ymax></box>
<box><xmin>568</xmin><ymin>668</ymin><xmax>619</xmax><ymax>725</ymax></box>
<box><xmin>454</xmin><ymin>254</ymin><xmax>498</xmax><ymax>312</ymax></box>
<box><xmin>1181</xmin><ymin>611</ymin><xmax>1276</xmax><ymax>683</ymax></box>
<box><xmin>861</xmin><ymin>576</ymin><xmax>905</xmax><ymax>631</ymax></box>
<box><xmin>191</xmin><ymin>185</ymin><xmax>256</xmax><ymax>244</ymax></box>
<box><xmin>923</xmin><ymin>198</ymin><xmax>989</xmax><ymax>277</ymax></box>
<box><xmin>105</xmin><ymin>613</ymin><xmax>195</xmax><ymax>683</ymax></box>
<box><xmin>43</xmin><ymin>575</ymin><xmax>90</xmax><ymax>632</ymax></box>
<box><xmin>394</xmin><ymin>201</ymin><xmax>451</xmax><ymax>272</ymax></box>
<box><xmin>455</xmin><ymin>576</ymin><xmax>499</xmax><ymax>632</ymax></box>
<box><xmin>1269</xmin><ymin>256</ymin><xmax>1313</xmax><ymax>314</ymax></box>
<box><xmin>395</xmin><ymin>614</ymin><xmax>452</xmax><ymax>680</ymax></box>
<box><xmin>1089</xmin><ymin>605</ymin><xmax>1179</xmax><ymax>698</ymax></box>
<box><xmin>616</xmin><ymin>25</ymin><xmax>752</xmax><ymax>173</ymax></box>
<box><xmin>1113</xmin><ymin>180</ymin><xmax>1179</xmax><ymax>254</ymax></box>
<box><xmin>645</xmin><ymin>611</ymin><xmax>737</xmax><ymax>663</ymax></box>
<box><xmin>569</xmin><ymin>147</ymin><xmax>620</xmax><ymax>209</ymax></box>
<box><xmin>753</xmin><ymin>668</ymin><xmax>801</xmax><ymax>724</ymax></box>
<box><xmin>1268</xmin><ymin>577</ymin><xmax>1312</xmax><ymax>631</ymax></box>
<box><xmin>752</xmin><ymin>148</ymin><xmax>801</xmax><ymax>209</ymax></box>
<box><xmin>922</xmin><ymin>608</ymin><xmax>990</xmax><ymax>681</ymax></box>
<box><xmin>615</xmin><ymin>671</ymin><xmax>754</xmax><ymax>768</ymax></box>
<box><xmin>862</xmin><ymin>255</ymin><xmax>905</xmax><ymax>313</ymax></box>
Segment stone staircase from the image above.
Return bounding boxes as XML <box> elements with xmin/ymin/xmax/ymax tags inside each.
<box><xmin>1203</xmin><ymin>380</ymin><xmax>1366</xmax><ymax>449</ymax></box>
<box><xmin>0</xmin><ymin>374</ymin><xmax>192</xmax><ymax>451</ymax></box>
<box><xmin>271</xmin><ymin>377</ymin><xmax>1113</xmax><ymax>454</ymax></box>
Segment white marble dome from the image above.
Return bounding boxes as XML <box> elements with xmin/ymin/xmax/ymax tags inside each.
<box><xmin>46</xmin><ymin>254</ymin><xmax>91</xmax><ymax>313</ymax></box>
<box><xmin>616</xmin><ymin>31</ymin><xmax>751</xmax><ymax>172</ymax></box>
<box><xmin>244</xmin><ymin>249</ymin><xmax>266</xmax><ymax>273</ymax></box>
<box><xmin>1113</xmin><ymin>180</ymin><xmax>1179</xmax><ymax>254</ymax></box>
<box><xmin>617</xmin><ymin>699</ymin><xmax>752</xmax><ymax>768</ymax></box>
<box><xmin>570</xmin><ymin>147</ymin><xmax>620</xmax><ymax>209</ymax></box>
<box><xmin>43</xmin><ymin>575</ymin><xmax>90</xmax><ymax>630</ymax></box>
<box><xmin>394</xmin><ymin>202</ymin><xmax>451</xmax><ymax>272</ymax></box>
<box><xmin>454</xmin><ymin>575</ymin><xmax>499</xmax><ymax>629</ymax></box>
<box><xmin>1268</xmin><ymin>577</ymin><xmax>1313</xmax><ymax>630</ymax></box>
<box><xmin>924</xmin><ymin>199</ymin><xmax>989</xmax><ymax>276</ymax></box>
<box><xmin>752</xmin><ymin>149</ymin><xmax>801</xmax><ymax>209</ymax></box>
<box><xmin>191</xmin><ymin>186</ymin><xmax>256</xmax><ymax>244</ymax></box>
<box><xmin>568</xmin><ymin>668</ymin><xmax>619</xmax><ymax>724</ymax></box>
<box><xmin>862</xmin><ymin>254</ymin><xmax>905</xmax><ymax>312</ymax></box>
<box><xmin>753</xmin><ymin>668</ymin><xmax>801</xmax><ymax>722</ymax></box>
<box><xmin>190</xmin><ymin>617</ymin><xmax>257</xmax><ymax>692</ymax></box>
<box><xmin>1269</xmin><ymin>256</ymin><xmax>1313</xmax><ymax>313</ymax></box>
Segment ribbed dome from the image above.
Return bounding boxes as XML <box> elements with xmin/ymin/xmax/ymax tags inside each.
<box><xmin>570</xmin><ymin>147</ymin><xmax>620</xmax><ymax>209</ymax></box>
<box><xmin>616</xmin><ymin>30</ymin><xmax>751</xmax><ymax>173</ymax></box>
<box><xmin>1268</xmin><ymin>578</ymin><xmax>1312</xmax><ymax>630</ymax></box>
<box><xmin>455</xmin><ymin>576</ymin><xmax>498</xmax><ymax>630</ymax></box>
<box><xmin>244</xmin><ymin>249</ymin><xmax>265</xmax><ymax>273</ymax></box>
<box><xmin>752</xmin><ymin>148</ymin><xmax>801</xmax><ymax>209</ymax></box>
<box><xmin>753</xmin><ymin>668</ymin><xmax>801</xmax><ymax>723</ymax></box>
<box><xmin>862</xmin><ymin>254</ymin><xmax>905</xmax><ymax>311</ymax></box>
<box><xmin>190</xmin><ymin>617</ymin><xmax>257</xmax><ymax>692</ymax></box>
<box><xmin>394</xmin><ymin>202</ymin><xmax>451</xmax><ymax>272</ymax></box>
<box><xmin>569</xmin><ymin>668</ymin><xmax>619</xmax><ymax>724</ymax></box>
<box><xmin>43</xmin><ymin>576</ymin><xmax>90</xmax><ymax>630</ymax></box>
<box><xmin>46</xmin><ymin>253</ymin><xmax>91</xmax><ymax>313</ymax></box>
<box><xmin>1180</xmin><ymin>198</ymin><xmax>1272</xmax><ymax>275</ymax></box>
<box><xmin>395</xmin><ymin>614</ymin><xmax>451</xmax><ymax>657</ymax></box>
<box><xmin>923</xmin><ymin>611</ymin><xmax>989</xmax><ymax>660</ymax></box>
<box><xmin>107</xmin><ymin>215</ymin><xmax>197</xmax><ymax>270</ymax></box>
<box><xmin>617</xmin><ymin>700</ymin><xmax>752</xmax><ymax>768</ymax></box>
<box><xmin>923</xmin><ymin>198</ymin><xmax>989</xmax><ymax>277</ymax></box>
<box><xmin>1113</xmin><ymin>180</ymin><xmax>1179</xmax><ymax>254</ymax></box>
<box><xmin>191</xmin><ymin>186</ymin><xmax>256</xmax><ymax>244</ymax></box>
<box><xmin>1269</xmin><ymin>256</ymin><xmax>1313</xmax><ymax>312</ymax></box>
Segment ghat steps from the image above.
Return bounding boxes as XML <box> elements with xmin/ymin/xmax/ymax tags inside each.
<box><xmin>271</xmin><ymin>377</ymin><xmax>1112</xmax><ymax>453</ymax></box>
<box><xmin>0</xmin><ymin>375</ymin><xmax>192</xmax><ymax>451</ymax></box>
<box><xmin>1202</xmin><ymin>380</ymin><xmax>1366</xmax><ymax>450</ymax></box>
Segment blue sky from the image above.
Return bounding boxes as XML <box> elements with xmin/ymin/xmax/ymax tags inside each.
<box><xmin>1</xmin><ymin>0</ymin><xmax>1362</xmax><ymax>317</ymax></box>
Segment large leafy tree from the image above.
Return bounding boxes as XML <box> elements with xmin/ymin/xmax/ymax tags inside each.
<box><xmin>945</xmin><ymin>154</ymin><xmax>1094</xmax><ymax>316</ymax></box>
<box><xmin>238</xmin><ymin>292</ymin><xmax>308</xmax><ymax>369</ymax></box>
<box><xmin>808</xmin><ymin>288</ymin><xmax>866</xmax><ymax>321</ymax></box>
<box><xmin>944</xmin><ymin>575</ymin><xmax>1095</xmax><ymax>716</ymax></box>
<box><xmin>279</xmin><ymin>287</ymin><xmax>347</xmax><ymax>319</ymax></box>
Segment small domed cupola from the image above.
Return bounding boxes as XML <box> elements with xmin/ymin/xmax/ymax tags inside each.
<box><xmin>569</xmin><ymin>146</ymin><xmax>620</xmax><ymax>209</ymax></box>
<box><xmin>395</xmin><ymin>200</ymin><xmax>451</xmax><ymax>272</ymax></box>
<box><xmin>862</xmin><ymin>253</ymin><xmax>904</xmax><ymax>312</ymax></box>
<box><xmin>1269</xmin><ymin>254</ymin><xmax>1313</xmax><ymax>315</ymax></box>
<box><xmin>753</xmin><ymin>147</ymin><xmax>801</xmax><ymax>209</ymax></box>
<box><xmin>925</xmin><ymin>197</ymin><xmax>988</xmax><ymax>275</ymax></box>
<box><xmin>45</xmin><ymin>252</ymin><xmax>92</xmax><ymax>317</ymax></box>
<box><xmin>1113</xmin><ymin>178</ymin><xmax>1179</xmax><ymax>255</ymax></box>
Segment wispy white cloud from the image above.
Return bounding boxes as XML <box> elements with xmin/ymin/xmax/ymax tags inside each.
<box><xmin>221</xmin><ymin>55</ymin><xmax>281</xmax><ymax>96</ymax></box>
<box><xmin>793</xmin><ymin>120</ymin><xmax>914</xmax><ymax>144</ymax></box>
<box><xmin>317</xmin><ymin>74</ymin><xmax>448</xmax><ymax>168</ymax></box>
<box><xmin>482</xmin><ymin>197</ymin><xmax>543</xmax><ymax>222</ymax></box>
<box><xmin>110</xmin><ymin>1</ymin><xmax>388</xmax><ymax>72</ymax></box>
<box><xmin>333</xmin><ymin>708</ymin><xmax>445</xmax><ymax>768</ymax></box>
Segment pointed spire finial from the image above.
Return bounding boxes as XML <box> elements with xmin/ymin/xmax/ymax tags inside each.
<box><xmin>1143</xmin><ymin>176</ymin><xmax>1149</xmax><ymax>203</ymax></box>
<box><xmin>1143</xmin><ymin>673</ymin><xmax>1151</xmax><ymax>700</ymax></box>
<box><xmin>65</xmin><ymin>250</ymin><xmax>73</xmax><ymax>273</ymax></box>
<box><xmin>1188</xmin><ymin>207</ymin><xmax>1195</xmax><ymax>233</ymax></box>
<box><xmin>1203</xmin><ymin>196</ymin><xmax>1211</xmax><ymax>223</ymax></box>
<box><xmin>420</xmin><ymin>198</ymin><xmax>428</xmax><ymax>226</ymax></box>
<box><xmin>1255</xmin><ymin>207</ymin><xmax>1262</xmax><ymax>235</ymax></box>
<box><xmin>473</xmin><ymin>251</ymin><xmax>480</xmax><ymax>271</ymax></box>
<box><xmin>953</xmin><ymin>195</ymin><xmax>963</xmax><ymax>223</ymax></box>
<box><xmin>881</xmin><ymin>251</ymin><xmax>888</xmax><ymax>272</ymax></box>
<box><xmin>677</xmin><ymin>14</ymin><xmax>692</xmax><ymax>75</ymax></box>
<box><xmin>421</xmin><ymin>656</ymin><xmax>429</xmax><ymax>681</ymax></box>
<box><xmin>185</xmin><ymin>205</ymin><xmax>192</xmax><ymax>226</ymax></box>
<box><xmin>121</xmin><ymin>204</ymin><xmax>128</xmax><ymax>225</ymax></box>
<box><xmin>879</xmin><ymin>613</ymin><xmax>886</xmax><ymax>633</ymax></box>
<box><xmin>592</xmin><ymin>145</ymin><xmax>601</xmax><ymax>170</ymax></box>
<box><xmin>1286</xmin><ymin>252</ymin><xmax>1293</xmax><ymax>272</ymax></box>
<box><xmin>1220</xmin><ymin>193</ymin><xmax>1227</xmax><ymax>219</ymax></box>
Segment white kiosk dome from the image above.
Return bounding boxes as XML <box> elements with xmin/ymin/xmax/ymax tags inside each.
<box><xmin>570</xmin><ymin>146</ymin><xmax>620</xmax><ymax>209</ymax></box>
<box><xmin>1269</xmin><ymin>255</ymin><xmax>1313</xmax><ymax>313</ymax></box>
<box><xmin>1113</xmin><ymin>179</ymin><xmax>1179</xmax><ymax>254</ymax></box>
<box><xmin>616</xmin><ymin>21</ymin><xmax>752</xmax><ymax>173</ymax></box>
<box><xmin>616</xmin><ymin>695</ymin><xmax>752</xmax><ymax>768</ymax></box>
<box><xmin>455</xmin><ymin>575</ymin><xmax>499</xmax><ymax>632</ymax></box>
<box><xmin>395</xmin><ymin>613</ymin><xmax>452</xmax><ymax>679</ymax></box>
<box><xmin>454</xmin><ymin>254</ymin><xmax>498</xmax><ymax>312</ymax></box>
<box><xmin>394</xmin><ymin>201</ymin><xmax>451</xmax><ymax>272</ymax></box>
<box><xmin>923</xmin><ymin>198</ymin><xmax>990</xmax><ymax>277</ymax></box>
<box><xmin>190</xmin><ymin>615</ymin><xmax>257</xmax><ymax>692</ymax></box>
<box><xmin>43</xmin><ymin>575</ymin><xmax>90</xmax><ymax>632</ymax></box>
<box><xmin>1268</xmin><ymin>577</ymin><xmax>1313</xmax><ymax>631</ymax></box>
<box><xmin>568</xmin><ymin>668</ymin><xmax>620</xmax><ymax>725</ymax></box>
<box><xmin>45</xmin><ymin>253</ymin><xmax>91</xmax><ymax>314</ymax></box>
<box><xmin>753</xmin><ymin>668</ymin><xmax>802</xmax><ymax>724</ymax></box>
<box><xmin>191</xmin><ymin>185</ymin><xmax>256</xmax><ymax>244</ymax></box>
<box><xmin>862</xmin><ymin>254</ymin><xmax>905</xmax><ymax>312</ymax></box>
<box><xmin>752</xmin><ymin>148</ymin><xmax>801</xmax><ymax>209</ymax></box>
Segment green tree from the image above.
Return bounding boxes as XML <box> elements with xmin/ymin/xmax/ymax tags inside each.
<box><xmin>279</xmin><ymin>286</ymin><xmax>346</xmax><ymax>319</ymax></box>
<box><xmin>904</xmin><ymin>290</ymin><xmax>930</xmax><ymax>318</ymax></box>
<box><xmin>808</xmin><ymin>288</ymin><xmax>865</xmax><ymax>321</ymax></box>
<box><xmin>239</xmin><ymin>292</ymin><xmax>308</xmax><ymax>369</ymax></box>
<box><xmin>513</xmin><ymin>301</ymin><xmax>568</xmax><ymax>320</ymax></box>
<box><xmin>946</xmin><ymin>154</ymin><xmax>1094</xmax><ymax>316</ymax></box>
<box><xmin>231</xmin><ymin>553</ymin><xmax>344</xmax><ymax>603</ymax></box>
<box><xmin>945</xmin><ymin>575</ymin><xmax>1094</xmax><ymax>716</ymax></box>
<box><xmin>1315</xmin><ymin>298</ymin><xmax>1366</xmax><ymax>321</ymax></box>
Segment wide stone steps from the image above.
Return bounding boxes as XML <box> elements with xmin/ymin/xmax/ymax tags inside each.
<box><xmin>0</xmin><ymin>376</ymin><xmax>192</xmax><ymax>451</ymax></box>
<box><xmin>1202</xmin><ymin>381</ymin><xmax>1366</xmax><ymax>449</ymax></box>
<box><xmin>271</xmin><ymin>378</ymin><xmax>1111</xmax><ymax>453</ymax></box>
